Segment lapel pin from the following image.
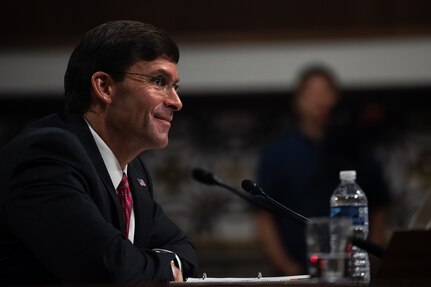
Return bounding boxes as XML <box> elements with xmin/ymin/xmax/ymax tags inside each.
<box><xmin>137</xmin><ymin>178</ymin><xmax>146</xmax><ymax>187</ymax></box>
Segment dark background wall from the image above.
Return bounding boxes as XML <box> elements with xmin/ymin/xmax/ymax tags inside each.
<box><xmin>2</xmin><ymin>0</ymin><xmax>431</xmax><ymax>47</ymax></box>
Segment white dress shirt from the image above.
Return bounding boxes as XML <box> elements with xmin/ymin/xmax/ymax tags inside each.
<box><xmin>84</xmin><ymin>118</ymin><xmax>182</xmax><ymax>271</ymax></box>
<box><xmin>85</xmin><ymin>120</ymin><xmax>135</xmax><ymax>243</ymax></box>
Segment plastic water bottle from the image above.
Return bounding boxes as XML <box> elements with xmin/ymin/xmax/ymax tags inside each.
<box><xmin>330</xmin><ymin>170</ymin><xmax>370</xmax><ymax>284</ymax></box>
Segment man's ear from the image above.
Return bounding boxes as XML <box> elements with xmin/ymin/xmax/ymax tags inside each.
<box><xmin>91</xmin><ymin>71</ymin><xmax>114</xmax><ymax>104</ymax></box>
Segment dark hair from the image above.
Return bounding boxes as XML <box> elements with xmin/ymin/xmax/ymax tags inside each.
<box><xmin>294</xmin><ymin>64</ymin><xmax>339</xmax><ymax>96</ymax></box>
<box><xmin>64</xmin><ymin>20</ymin><xmax>179</xmax><ymax>114</ymax></box>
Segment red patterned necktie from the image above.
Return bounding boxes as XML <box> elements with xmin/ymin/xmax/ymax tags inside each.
<box><xmin>116</xmin><ymin>173</ymin><xmax>133</xmax><ymax>236</ymax></box>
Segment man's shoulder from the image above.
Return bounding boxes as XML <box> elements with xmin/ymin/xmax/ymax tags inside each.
<box><xmin>26</xmin><ymin>113</ymin><xmax>66</xmax><ymax>129</ymax></box>
<box><xmin>7</xmin><ymin>114</ymin><xmax>74</xmax><ymax>144</ymax></box>
<box><xmin>0</xmin><ymin>113</ymin><xmax>87</xmax><ymax>161</ymax></box>
<box><xmin>20</xmin><ymin>112</ymin><xmax>87</xmax><ymax>133</ymax></box>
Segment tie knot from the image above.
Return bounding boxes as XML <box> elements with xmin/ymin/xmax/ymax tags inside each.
<box><xmin>118</xmin><ymin>173</ymin><xmax>129</xmax><ymax>190</ymax></box>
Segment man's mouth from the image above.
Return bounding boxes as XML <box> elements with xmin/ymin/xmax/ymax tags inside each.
<box><xmin>154</xmin><ymin>114</ymin><xmax>173</xmax><ymax>124</ymax></box>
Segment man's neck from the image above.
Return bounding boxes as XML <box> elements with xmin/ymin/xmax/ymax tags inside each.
<box><xmin>299</xmin><ymin>120</ymin><xmax>326</xmax><ymax>142</ymax></box>
<box><xmin>84</xmin><ymin>112</ymin><xmax>140</xmax><ymax>169</ymax></box>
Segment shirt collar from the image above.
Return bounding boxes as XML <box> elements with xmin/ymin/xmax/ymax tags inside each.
<box><xmin>84</xmin><ymin>117</ymin><xmax>127</xmax><ymax>189</ymax></box>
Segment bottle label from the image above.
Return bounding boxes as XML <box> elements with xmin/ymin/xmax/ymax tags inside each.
<box><xmin>330</xmin><ymin>205</ymin><xmax>368</xmax><ymax>226</ymax></box>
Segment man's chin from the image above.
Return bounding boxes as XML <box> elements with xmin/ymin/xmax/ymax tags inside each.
<box><xmin>143</xmin><ymin>129</ymin><xmax>169</xmax><ymax>150</ymax></box>
<box><xmin>151</xmin><ymin>137</ymin><xmax>169</xmax><ymax>150</ymax></box>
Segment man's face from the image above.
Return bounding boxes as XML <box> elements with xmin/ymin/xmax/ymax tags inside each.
<box><xmin>106</xmin><ymin>58</ymin><xmax>182</xmax><ymax>151</ymax></box>
<box><xmin>296</xmin><ymin>75</ymin><xmax>337</xmax><ymax>126</ymax></box>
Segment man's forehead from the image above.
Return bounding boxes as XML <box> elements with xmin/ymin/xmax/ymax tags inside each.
<box><xmin>130</xmin><ymin>59</ymin><xmax>178</xmax><ymax>80</ymax></box>
<box><xmin>132</xmin><ymin>59</ymin><xmax>177</xmax><ymax>71</ymax></box>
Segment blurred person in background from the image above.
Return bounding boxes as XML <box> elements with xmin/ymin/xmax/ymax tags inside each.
<box><xmin>255</xmin><ymin>65</ymin><xmax>390</xmax><ymax>275</ymax></box>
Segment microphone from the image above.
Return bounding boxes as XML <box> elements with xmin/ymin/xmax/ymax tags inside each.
<box><xmin>192</xmin><ymin>168</ymin><xmax>257</xmax><ymax>206</ymax></box>
<box><xmin>192</xmin><ymin>168</ymin><xmax>219</xmax><ymax>185</ymax></box>
<box><xmin>241</xmin><ymin>179</ymin><xmax>309</xmax><ymax>225</ymax></box>
<box><xmin>241</xmin><ymin>179</ymin><xmax>385</xmax><ymax>258</ymax></box>
<box><xmin>192</xmin><ymin>168</ymin><xmax>285</xmax><ymax>215</ymax></box>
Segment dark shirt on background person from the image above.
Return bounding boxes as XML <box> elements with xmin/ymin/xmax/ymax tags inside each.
<box><xmin>257</xmin><ymin>126</ymin><xmax>390</xmax><ymax>273</ymax></box>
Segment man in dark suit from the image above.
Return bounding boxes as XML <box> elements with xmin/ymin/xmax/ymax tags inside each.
<box><xmin>0</xmin><ymin>20</ymin><xmax>199</xmax><ymax>284</ymax></box>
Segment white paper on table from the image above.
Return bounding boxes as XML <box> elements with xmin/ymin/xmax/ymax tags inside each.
<box><xmin>185</xmin><ymin>275</ymin><xmax>310</xmax><ymax>283</ymax></box>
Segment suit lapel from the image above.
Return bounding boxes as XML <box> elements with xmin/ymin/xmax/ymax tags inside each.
<box><xmin>127</xmin><ymin>161</ymin><xmax>153</xmax><ymax>247</ymax></box>
<box><xmin>64</xmin><ymin>114</ymin><xmax>126</xmax><ymax>233</ymax></box>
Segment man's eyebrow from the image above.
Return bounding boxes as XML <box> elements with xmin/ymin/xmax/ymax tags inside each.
<box><xmin>151</xmin><ymin>69</ymin><xmax>179</xmax><ymax>82</ymax></box>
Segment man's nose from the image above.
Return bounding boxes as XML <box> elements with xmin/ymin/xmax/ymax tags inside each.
<box><xmin>165</xmin><ymin>90</ymin><xmax>182</xmax><ymax>111</ymax></box>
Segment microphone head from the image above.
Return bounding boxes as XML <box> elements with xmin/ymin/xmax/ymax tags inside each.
<box><xmin>192</xmin><ymin>168</ymin><xmax>218</xmax><ymax>185</ymax></box>
<box><xmin>241</xmin><ymin>179</ymin><xmax>261</xmax><ymax>196</ymax></box>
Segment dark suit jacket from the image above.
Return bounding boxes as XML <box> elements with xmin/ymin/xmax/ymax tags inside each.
<box><xmin>0</xmin><ymin>113</ymin><xmax>199</xmax><ymax>284</ymax></box>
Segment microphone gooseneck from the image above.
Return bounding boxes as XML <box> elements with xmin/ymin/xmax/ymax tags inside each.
<box><xmin>351</xmin><ymin>237</ymin><xmax>385</xmax><ymax>258</ymax></box>
<box><xmin>242</xmin><ymin>179</ymin><xmax>309</xmax><ymax>225</ymax></box>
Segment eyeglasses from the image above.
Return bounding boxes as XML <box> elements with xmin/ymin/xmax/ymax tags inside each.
<box><xmin>123</xmin><ymin>72</ymin><xmax>180</xmax><ymax>93</ymax></box>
